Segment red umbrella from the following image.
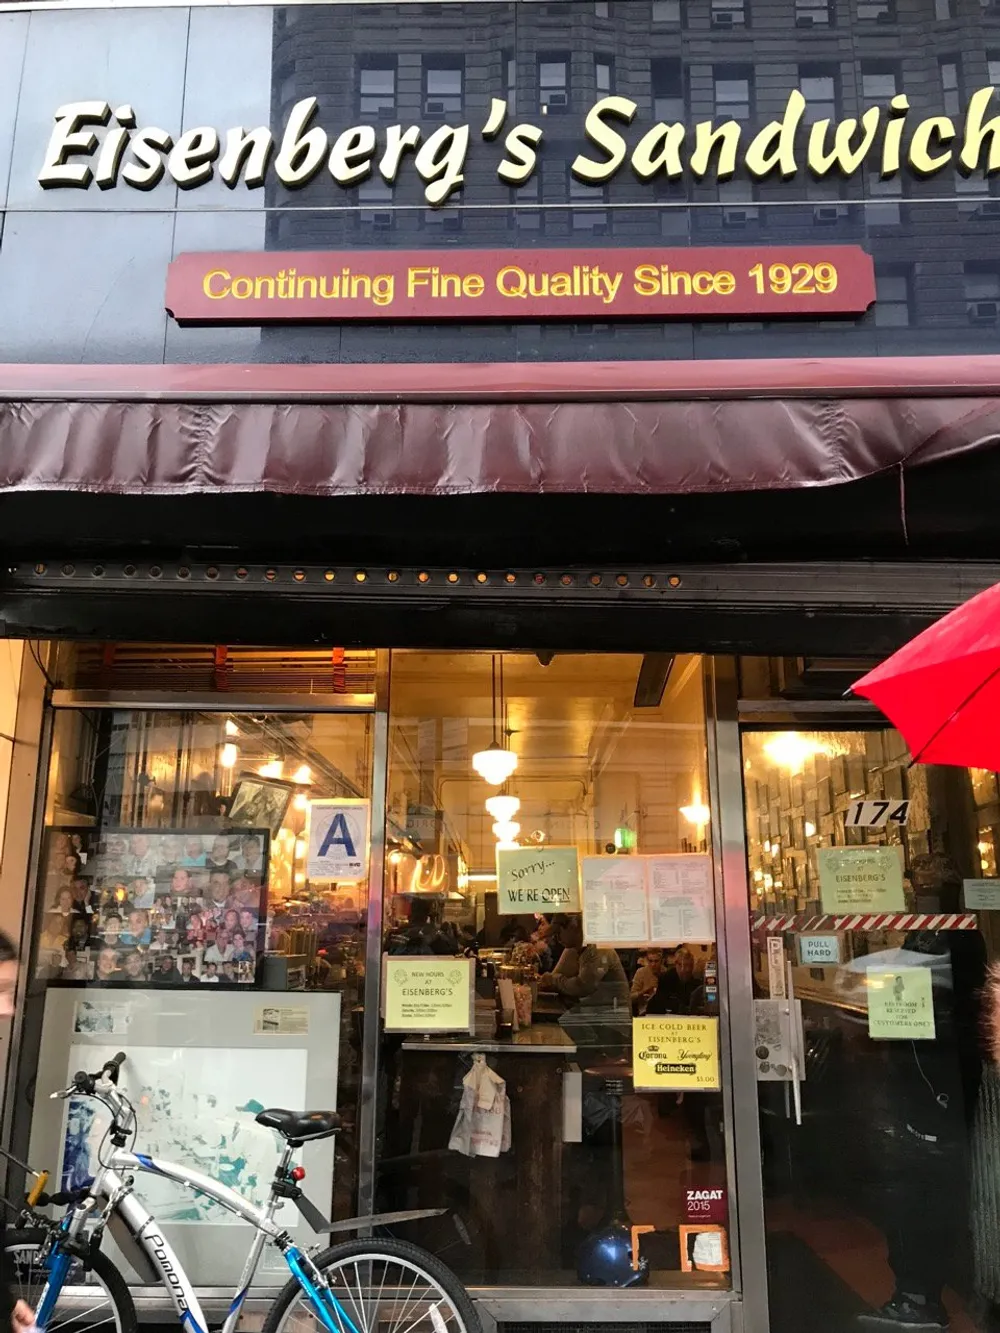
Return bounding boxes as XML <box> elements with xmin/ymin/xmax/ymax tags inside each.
<box><xmin>853</xmin><ymin>582</ymin><xmax>1000</xmax><ymax>770</ymax></box>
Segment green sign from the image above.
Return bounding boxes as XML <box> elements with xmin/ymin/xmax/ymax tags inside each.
<box><xmin>495</xmin><ymin>847</ymin><xmax>581</xmax><ymax>915</ymax></box>
<box><xmin>867</xmin><ymin>966</ymin><xmax>936</xmax><ymax>1041</ymax></box>
<box><xmin>383</xmin><ymin>957</ymin><xmax>473</xmax><ymax>1033</ymax></box>
<box><xmin>817</xmin><ymin>845</ymin><xmax>905</xmax><ymax>915</ymax></box>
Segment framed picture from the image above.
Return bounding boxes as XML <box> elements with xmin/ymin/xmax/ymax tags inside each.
<box><xmin>36</xmin><ymin>827</ymin><xmax>270</xmax><ymax>989</ymax></box>
<box><xmin>228</xmin><ymin>775</ymin><xmax>293</xmax><ymax>837</ymax></box>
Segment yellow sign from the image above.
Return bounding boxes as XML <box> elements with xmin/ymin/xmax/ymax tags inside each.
<box><xmin>633</xmin><ymin>1015</ymin><xmax>721</xmax><ymax>1092</ymax></box>
<box><xmin>496</xmin><ymin>846</ymin><xmax>580</xmax><ymax>916</ymax></box>
<box><xmin>383</xmin><ymin>957</ymin><xmax>474</xmax><ymax>1033</ymax></box>
<box><xmin>867</xmin><ymin>966</ymin><xmax>936</xmax><ymax>1041</ymax></box>
<box><xmin>817</xmin><ymin>845</ymin><xmax>905</xmax><ymax>915</ymax></box>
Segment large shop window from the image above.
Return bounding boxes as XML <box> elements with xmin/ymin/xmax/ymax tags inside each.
<box><xmin>19</xmin><ymin>691</ymin><xmax>373</xmax><ymax>1289</ymax></box>
<box><xmin>374</xmin><ymin>652</ymin><xmax>727</xmax><ymax>1288</ymax></box>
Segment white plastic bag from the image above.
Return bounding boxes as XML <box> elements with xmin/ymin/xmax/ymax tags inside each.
<box><xmin>448</xmin><ymin>1055</ymin><xmax>512</xmax><ymax>1157</ymax></box>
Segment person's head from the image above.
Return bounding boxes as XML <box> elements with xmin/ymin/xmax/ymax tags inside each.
<box><xmin>224</xmin><ymin>909</ymin><xmax>239</xmax><ymax>933</ymax></box>
<box><xmin>409</xmin><ymin>899</ymin><xmax>433</xmax><ymax>927</ymax></box>
<box><xmin>645</xmin><ymin>948</ymin><xmax>665</xmax><ymax>973</ymax></box>
<box><xmin>205</xmin><ymin>962</ymin><xmax>218</xmax><ymax>977</ymax></box>
<box><xmin>209</xmin><ymin>871</ymin><xmax>231</xmax><ymax>903</ymax></box>
<box><xmin>127</xmin><ymin>909</ymin><xmax>149</xmax><ymax>936</ymax></box>
<box><xmin>130</xmin><ymin>878</ymin><xmax>150</xmax><ymax>901</ymax></box>
<box><xmin>131</xmin><ymin>835</ymin><xmax>149</xmax><ymax>858</ymax></box>
<box><xmin>215</xmin><ymin>927</ymin><xmax>231</xmax><ymax>949</ymax></box>
<box><xmin>232</xmin><ymin>931</ymin><xmax>246</xmax><ymax>953</ymax></box>
<box><xmin>209</xmin><ymin>836</ymin><xmax>231</xmax><ymax>865</ymax></box>
<box><xmin>64</xmin><ymin>946</ymin><xmax>78</xmax><ymax>969</ymax></box>
<box><xmin>180</xmin><ymin>958</ymin><xmax>194</xmax><ymax>978</ymax></box>
<box><xmin>55</xmin><ymin>887</ymin><xmax>74</xmax><ymax>913</ymax></box>
<box><xmin>187</xmin><ymin>911</ymin><xmax>203</xmax><ymax>931</ymax></box>
<box><xmin>171</xmin><ymin>868</ymin><xmax>191</xmax><ymax>895</ymax></box>
<box><xmin>97</xmin><ymin>947</ymin><xmax>120</xmax><ymax>978</ymax></box>
<box><xmin>71</xmin><ymin>878</ymin><xmax>90</xmax><ymax>904</ymax></box>
<box><xmin>674</xmin><ymin>947</ymin><xmax>695</xmax><ymax>980</ymax></box>
<box><xmin>241</xmin><ymin>835</ymin><xmax>262</xmax><ymax>867</ymax></box>
<box><xmin>222</xmin><ymin>962</ymin><xmax>236</xmax><ymax>979</ymax></box>
<box><xmin>158</xmin><ymin>954</ymin><xmax>175</xmax><ymax>973</ymax></box>
<box><xmin>103</xmin><ymin>913</ymin><xmax>122</xmax><ymax>941</ymax></box>
<box><xmin>124</xmin><ymin>951</ymin><xmax>145</xmax><ymax>978</ymax></box>
<box><xmin>69</xmin><ymin>917</ymin><xmax>89</xmax><ymax>946</ymax></box>
<box><xmin>551</xmin><ymin>914</ymin><xmax>584</xmax><ymax>950</ymax></box>
<box><xmin>0</xmin><ymin>931</ymin><xmax>17</xmax><ymax>1016</ymax></box>
<box><xmin>185</xmin><ymin>836</ymin><xmax>204</xmax><ymax>859</ymax></box>
<box><xmin>62</xmin><ymin>852</ymin><xmax>81</xmax><ymax>876</ymax></box>
<box><xmin>239</xmin><ymin>909</ymin><xmax>256</xmax><ymax>934</ymax></box>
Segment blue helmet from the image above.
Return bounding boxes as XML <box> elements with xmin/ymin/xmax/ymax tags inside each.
<box><xmin>576</xmin><ymin>1223</ymin><xmax>651</xmax><ymax>1287</ymax></box>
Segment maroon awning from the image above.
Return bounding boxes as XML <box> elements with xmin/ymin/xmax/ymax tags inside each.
<box><xmin>2</xmin><ymin>355</ymin><xmax>1000</xmax><ymax>497</ymax></box>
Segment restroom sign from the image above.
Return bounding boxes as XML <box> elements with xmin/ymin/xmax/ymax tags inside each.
<box><xmin>306</xmin><ymin>799</ymin><xmax>370</xmax><ymax>881</ymax></box>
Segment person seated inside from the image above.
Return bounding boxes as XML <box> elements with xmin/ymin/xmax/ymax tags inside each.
<box><xmin>386</xmin><ymin>898</ymin><xmax>459</xmax><ymax>956</ymax></box>
<box><xmin>538</xmin><ymin>914</ymin><xmax>630</xmax><ymax>1011</ymax></box>
<box><xmin>646</xmin><ymin>946</ymin><xmax>700</xmax><ymax>1015</ymax></box>
<box><xmin>630</xmin><ymin>947</ymin><xmax>665</xmax><ymax>1013</ymax></box>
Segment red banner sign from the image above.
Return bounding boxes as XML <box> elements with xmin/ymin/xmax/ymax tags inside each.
<box><xmin>166</xmin><ymin>245</ymin><xmax>875</xmax><ymax>326</ymax></box>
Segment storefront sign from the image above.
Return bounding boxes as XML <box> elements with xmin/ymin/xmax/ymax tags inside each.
<box><xmin>963</xmin><ymin>878</ymin><xmax>1000</xmax><ymax>909</ymax></box>
<box><xmin>867</xmin><ymin>966</ymin><xmax>936</xmax><ymax>1040</ymax></box>
<box><xmin>166</xmin><ymin>246</ymin><xmax>875</xmax><ymax>325</ymax></box>
<box><xmin>38</xmin><ymin>89</ymin><xmax>1000</xmax><ymax>203</ymax></box>
<box><xmin>495</xmin><ymin>847</ymin><xmax>580</xmax><ymax>915</ymax></box>
<box><xmin>306</xmin><ymin>799</ymin><xmax>370</xmax><ymax>882</ymax></box>
<box><xmin>632</xmin><ymin>1015</ymin><xmax>721</xmax><ymax>1091</ymax></box>
<box><xmin>817</xmin><ymin>845</ymin><xmax>905</xmax><ymax>915</ymax></box>
<box><xmin>383</xmin><ymin>957</ymin><xmax>474</xmax><ymax>1033</ymax></box>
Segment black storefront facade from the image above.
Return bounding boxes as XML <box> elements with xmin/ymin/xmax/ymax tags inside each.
<box><xmin>6</xmin><ymin>4</ymin><xmax>1000</xmax><ymax>1333</ymax></box>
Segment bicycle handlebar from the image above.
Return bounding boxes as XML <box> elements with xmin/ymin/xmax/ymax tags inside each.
<box><xmin>51</xmin><ymin>1052</ymin><xmax>127</xmax><ymax>1100</ymax></box>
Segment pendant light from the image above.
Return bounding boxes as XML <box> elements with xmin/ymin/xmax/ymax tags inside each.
<box><xmin>485</xmin><ymin>793</ymin><xmax>521</xmax><ymax>823</ymax></box>
<box><xmin>473</xmin><ymin>654</ymin><xmax>518</xmax><ymax>786</ymax></box>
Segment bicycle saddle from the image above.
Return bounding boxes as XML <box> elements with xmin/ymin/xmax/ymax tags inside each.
<box><xmin>255</xmin><ymin>1108</ymin><xmax>341</xmax><ymax>1142</ymax></box>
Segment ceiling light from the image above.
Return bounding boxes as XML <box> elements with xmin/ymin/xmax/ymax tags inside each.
<box><xmin>258</xmin><ymin>760</ymin><xmax>283</xmax><ymax>778</ymax></box>
<box><xmin>293</xmin><ymin>792</ymin><xmax>308</xmax><ymax>812</ymax></box>
<box><xmin>492</xmin><ymin>820</ymin><xmax>521</xmax><ymax>842</ymax></box>
<box><xmin>225</xmin><ymin>719</ymin><xmax>240</xmax><ymax>737</ymax></box>
<box><xmin>473</xmin><ymin>742</ymin><xmax>518</xmax><ymax>786</ymax></box>
<box><xmin>763</xmin><ymin>733</ymin><xmax>829</xmax><ymax>773</ymax></box>
<box><xmin>680</xmin><ymin>801</ymin><xmax>710</xmax><ymax>827</ymax></box>
<box><xmin>805</xmin><ymin>821</ymin><xmax>816</xmax><ymax>838</ymax></box>
<box><xmin>292</xmin><ymin>764</ymin><xmax>312</xmax><ymax>785</ymax></box>
<box><xmin>219</xmin><ymin>743</ymin><xmax>239</xmax><ymax>769</ymax></box>
<box><xmin>495</xmin><ymin>839</ymin><xmax>520</xmax><ymax>852</ymax></box>
<box><xmin>485</xmin><ymin>794</ymin><xmax>520</xmax><ymax>822</ymax></box>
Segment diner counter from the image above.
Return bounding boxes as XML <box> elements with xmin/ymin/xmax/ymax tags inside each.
<box><xmin>401</xmin><ymin>1020</ymin><xmax>576</xmax><ymax>1055</ymax></box>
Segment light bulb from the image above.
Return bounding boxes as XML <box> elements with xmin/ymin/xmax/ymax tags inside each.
<box><xmin>485</xmin><ymin>794</ymin><xmax>520</xmax><ymax>822</ymax></box>
<box><xmin>292</xmin><ymin>764</ymin><xmax>312</xmax><ymax>785</ymax></box>
<box><xmin>225</xmin><ymin>719</ymin><xmax>240</xmax><ymax>737</ymax></box>
<box><xmin>293</xmin><ymin>793</ymin><xmax>308</xmax><ymax>812</ymax></box>
<box><xmin>492</xmin><ymin>820</ymin><xmax>521</xmax><ymax>841</ymax></box>
<box><xmin>805</xmin><ymin>821</ymin><xmax>816</xmax><ymax>838</ymax></box>
<box><xmin>763</xmin><ymin>732</ymin><xmax>827</xmax><ymax>773</ymax></box>
<box><xmin>472</xmin><ymin>742</ymin><xmax>518</xmax><ymax>786</ymax></box>
<box><xmin>295</xmin><ymin>839</ymin><xmax>307</xmax><ymax>859</ymax></box>
<box><xmin>495</xmin><ymin>840</ymin><xmax>519</xmax><ymax>852</ymax></box>
<box><xmin>680</xmin><ymin>801</ymin><xmax>710</xmax><ymax>826</ymax></box>
<box><xmin>258</xmin><ymin>760</ymin><xmax>283</xmax><ymax>778</ymax></box>
<box><xmin>219</xmin><ymin>743</ymin><xmax>239</xmax><ymax>769</ymax></box>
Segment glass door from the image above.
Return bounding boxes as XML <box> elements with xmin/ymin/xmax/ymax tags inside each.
<box><xmin>742</xmin><ymin>726</ymin><xmax>999</xmax><ymax>1333</ymax></box>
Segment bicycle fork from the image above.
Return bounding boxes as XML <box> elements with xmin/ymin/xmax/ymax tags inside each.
<box><xmin>34</xmin><ymin>1200</ymin><xmax>99</xmax><ymax>1332</ymax></box>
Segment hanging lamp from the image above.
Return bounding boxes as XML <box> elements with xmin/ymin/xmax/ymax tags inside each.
<box><xmin>473</xmin><ymin>654</ymin><xmax>518</xmax><ymax>785</ymax></box>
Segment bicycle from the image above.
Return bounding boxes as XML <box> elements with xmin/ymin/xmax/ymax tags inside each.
<box><xmin>10</xmin><ymin>1051</ymin><xmax>481</xmax><ymax>1333</ymax></box>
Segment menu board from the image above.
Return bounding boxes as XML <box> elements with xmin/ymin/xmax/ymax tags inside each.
<box><xmin>581</xmin><ymin>858</ymin><xmax>648</xmax><ymax>945</ymax></box>
<box><xmin>582</xmin><ymin>854</ymin><xmax>715</xmax><ymax>946</ymax></box>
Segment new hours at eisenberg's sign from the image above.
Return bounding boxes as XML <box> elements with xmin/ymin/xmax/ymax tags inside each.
<box><xmin>37</xmin><ymin>88</ymin><xmax>1000</xmax><ymax>205</ymax></box>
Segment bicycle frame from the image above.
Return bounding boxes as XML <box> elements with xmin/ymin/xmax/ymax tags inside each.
<box><xmin>35</xmin><ymin>1147</ymin><xmax>361</xmax><ymax>1333</ymax></box>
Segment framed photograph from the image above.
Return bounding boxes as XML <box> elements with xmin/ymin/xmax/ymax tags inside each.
<box><xmin>228</xmin><ymin>775</ymin><xmax>293</xmax><ymax>838</ymax></box>
<box><xmin>36</xmin><ymin>827</ymin><xmax>269</xmax><ymax>989</ymax></box>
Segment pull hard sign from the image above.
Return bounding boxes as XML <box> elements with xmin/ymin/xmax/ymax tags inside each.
<box><xmin>165</xmin><ymin>245</ymin><xmax>875</xmax><ymax>326</ymax></box>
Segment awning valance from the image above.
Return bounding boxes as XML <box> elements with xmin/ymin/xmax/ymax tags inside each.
<box><xmin>2</xmin><ymin>356</ymin><xmax>1000</xmax><ymax>497</ymax></box>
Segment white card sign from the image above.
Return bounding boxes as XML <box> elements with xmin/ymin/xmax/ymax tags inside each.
<box><xmin>964</xmin><ymin>878</ymin><xmax>1000</xmax><ymax>910</ymax></box>
<box><xmin>845</xmin><ymin>799</ymin><xmax>910</xmax><ymax>828</ymax></box>
<box><xmin>306</xmin><ymin>799</ymin><xmax>370</xmax><ymax>881</ymax></box>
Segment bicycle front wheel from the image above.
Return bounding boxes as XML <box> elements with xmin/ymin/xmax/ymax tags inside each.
<box><xmin>4</xmin><ymin>1228</ymin><xmax>137</xmax><ymax>1333</ymax></box>
<box><xmin>262</xmin><ymin>1237</ymin><xmax>481</xmax><ymax>1333</ymax></box>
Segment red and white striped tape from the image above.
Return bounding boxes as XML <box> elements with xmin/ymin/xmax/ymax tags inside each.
<box><xmin>751</xmin><ymin>912</ymin><xmax>979</xmax><ymax>933</ymax></box>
